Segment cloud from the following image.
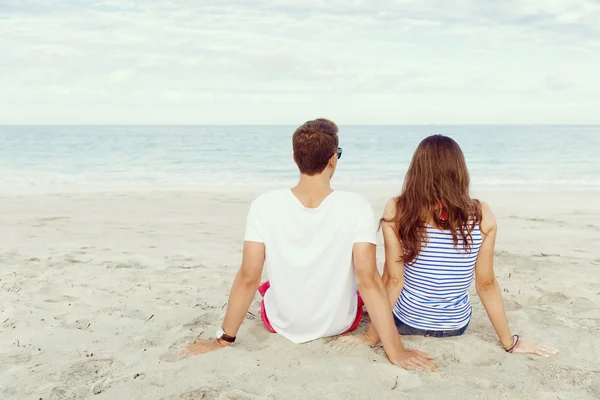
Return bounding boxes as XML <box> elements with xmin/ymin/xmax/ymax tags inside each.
<box><xmin>108</xmin><ymin>69</ymin><xmax>135</xmax><ymax>83</ymax></box>
<box><xmin>44</xmin><ymin>84</ymin><xmax>71</xmax><ymax>95</ymax></box>
<box><xmin>0</xmin><ymin>0</ymin><xmax>599</xmax><ymax>124</ymax></box>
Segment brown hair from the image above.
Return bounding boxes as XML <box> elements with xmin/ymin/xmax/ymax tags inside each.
<box><xmin>383</xmin><ymin>134</ymin><xmax>482</xmax><ymax>265</ymax></box>
<box><xmin>292</xmin><ymin>118</ymin><xmax>339</xmax><ymax>175</ymax></box>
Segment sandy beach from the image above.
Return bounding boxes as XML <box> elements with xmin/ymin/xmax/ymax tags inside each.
<box><xmin>1</xmin><ymin>187</ymin><xmax>599</xmax><ymax>400</ymax></box>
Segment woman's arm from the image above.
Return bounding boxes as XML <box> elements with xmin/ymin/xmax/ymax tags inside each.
<box><xmin>475</xmin><ymin>202</ymin><xmax>513</xmax><ymax>348</ymax></box>
<box><xmin>363</xmin><ymin>199</ymin><xmax>405</xmax><ymax>345</ymax></box>
<box><xmin>476</xmin><ymin>202</ymin><xmax>557</xmax><ymax>356</ymax></box>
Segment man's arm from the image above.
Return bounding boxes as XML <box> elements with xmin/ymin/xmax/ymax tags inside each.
<box><xmin>184</xmin><ymin>241</ymin><xmax>265</xmax><ymax>355</ymax></box>
<box><xmin>222</xmin><ymin>241</ymin><xmax>265</xmax><ymax>337</ymax></box>
<box><xmin>353</xmin><ymin>242</ymin><xmax>437</xmax><ymax>371</ymax></box>
<box><xmin>363</xmin><ymin>200</ymin><xmax>405</xmax><ymax>344</ymax></box>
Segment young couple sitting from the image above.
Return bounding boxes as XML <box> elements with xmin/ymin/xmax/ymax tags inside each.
<box><xmin>184</xmin><ymin>118</ymin><xmax>556</xmax><ymax>371</ymax></box>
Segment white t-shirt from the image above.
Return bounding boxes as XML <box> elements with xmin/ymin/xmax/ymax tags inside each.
<box><xmin>244</xmin><ymin>189</ymin><xmax>377</xmax><ymax>344</ymax></box>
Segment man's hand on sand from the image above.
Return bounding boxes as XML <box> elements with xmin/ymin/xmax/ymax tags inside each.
<box><xmin>182</xmin><ymin>339</ymin><xmax>231</xmax><ymax>357</ymax></box>
<box><xmin>338</xmin><ymin>335</ymin><xmax>438</xmax><ymax>371</ymax></box>
<box><xmin>388</xmin><ymin>349</ymin><xmax>438</xmax><ymax>372</ymax></box>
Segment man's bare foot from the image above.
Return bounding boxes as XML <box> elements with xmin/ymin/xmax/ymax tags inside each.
<box><xmin>338</xmin><ymin>333</ymin><xmax>378</xmax><ymax>347</ymax></box>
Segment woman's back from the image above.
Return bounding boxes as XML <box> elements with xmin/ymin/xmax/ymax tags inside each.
<box><xmin>393</xmin><ymin>223</ymin><xmax>483</xmax><ymax>330</ymax></box>
<box><xmin>363</xmin><ymin>134</ymin><xmax>557</xmax><ymax>360</ymax></box>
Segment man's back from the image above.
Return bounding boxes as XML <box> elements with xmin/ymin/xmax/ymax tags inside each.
<box><xmin>245</xmin><ymin>189</ymin><xmax>376</xmax><ymax>343</ymax></box>
<box><xmin>185</xmin><ymin>118</ymin><xmax>437</xmax><ymax>372</ymax></box>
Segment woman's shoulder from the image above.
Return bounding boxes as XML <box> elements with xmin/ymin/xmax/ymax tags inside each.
<box><xmin>383</xmin><ymin>197</ymin><xmax>399</xmax><ymax>220</ymax></box>
<box><xmin>476</xmin><ymin>200</ymin><xmax>492</xmax><ymax>218</ymax></box>
<box><xmin>476</xmin><ymin>200</ymin><xmax>497</xmax><ymax>233</ymax></box>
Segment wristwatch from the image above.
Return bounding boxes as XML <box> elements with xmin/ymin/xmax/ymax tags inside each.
<box><xmin>216</xmin><ymin>328</ymin><xmax>236</xmax><ymax>344</ymax></box>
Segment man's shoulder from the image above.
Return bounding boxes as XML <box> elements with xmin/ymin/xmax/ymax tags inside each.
<box><xmin>250</xmin><ymin>189</ymin><xmax>372</xmax><ymax>213</ymax></box>
<box><xmin>251</xmin><ymin>189</ymin><xmax>289</xmax><ymax>208</ymax></box>
<box><xmin>332</xmin><ymin>191</ymin><xmax>373</xmax><ymax>216</ymax></box>
<box><xmin>333</xmin><ymin>191</ymin><xmax>371</xmax><ymax>207</ymax></box>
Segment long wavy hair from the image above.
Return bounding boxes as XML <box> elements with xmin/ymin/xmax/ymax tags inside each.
<box><xmin>383</xmin><ymin>135</ymin><xmax>482</xmax><ymax>266</ymax></box>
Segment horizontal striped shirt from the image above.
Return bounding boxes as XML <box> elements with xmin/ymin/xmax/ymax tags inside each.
<box><xmin>393</xmin><ymin>224</ymin><xmax>483</xmax><ymax>330</ymax></box>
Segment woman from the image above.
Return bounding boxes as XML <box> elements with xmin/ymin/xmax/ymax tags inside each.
<box><xmin>357</xmin><ymin>135</ymin><xmax>556</xmax><ymax>360</ymax></box>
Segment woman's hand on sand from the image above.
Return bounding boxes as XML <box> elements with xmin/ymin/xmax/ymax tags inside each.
<box><xmin>182</xmin><ymin>339</ymin><xmax>231</xmax><ymax>357</ymax></box>
<box><xmin>388</xmin><ymin>349</ymin><xmax>438</xmax><ymax>372</ymax></box>
<box><xmin>511</xmin><ymin>339</ymin><xmax>558</xmax><ymax>357</ymax></box>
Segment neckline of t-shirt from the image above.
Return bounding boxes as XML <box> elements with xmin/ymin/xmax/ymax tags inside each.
<box><xmin>287</xmin><ymin>188</ymin><xmax>338</xmax><ymax>210</ymax></box>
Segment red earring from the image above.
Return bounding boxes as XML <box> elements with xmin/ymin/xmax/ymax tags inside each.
<box><xmin>439</xmin><ymin>200</ymin><xmax>448</xmax><ymax>220</ymax></box>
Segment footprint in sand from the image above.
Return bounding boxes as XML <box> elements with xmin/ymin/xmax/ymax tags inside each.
<box><xmin>471</xmin><ymin>356</ymin><xmax>502</xmax><ymax>367</ymax></box>
<box><xmin>215</xmin><ymin>389</ymin><xmax>275</xmax><ymax>400</ymax></box>
<box><xmin>159</xmin><ymin>336</ymin><xmax>196</xmax><ymax>362</ymax></box>
<box><xmin>182</xmin><ymin>312</ymin><xmax>222</xmax><ymax>331</ymax></box>
<box><xmin>246</xmin><ymin>321</ymin><xmax>273</xmax><ymax>347</ymax></box>
<box><xmin>60</xmin><ymin>318</ymin><xmax>92</xmax><ymax>331</ymax></box>
<box><xmin>34</xmin><ymin>217</ymin><xmax>70</xmax><ymax>227</ymax></box>
<box><xmin>7</xmin><ymin>353</ymin><xmax>33</xmax><ymax>365</ymax></box>
<box><xmin>503</xmin><ymin>298</ymin><xmax>523</xmax><ymax>312</ymax></box>
<box><xmin>51</xmin><ymin>386</ymin><xmax>86</xmax><ymax>400</ymax></box>
<box><xmin>60</xmin><ymin>358</ymin><xmax>117</xmax><ymax>382</ymax></box>
<box><xmin>52</xmin><ymin>358</ymin><xmax>121</xmax><ymax>399</ymax></box>
<box><xmin>102</xmin><ymin>260</ymin><xmax>146</xmax><ymax>269</ymax></box>
<box><xmin>467</xmin><ymin>377</ymin><xmax>495</xmax><ymax>390</ymax></box>
<box><xmin>146</xmin><ymin>370</ymin><xmax>180</xmax><ymax>388</ymax></box>
<box><xmin>167</xmin><ymin>387</ymin><xmax>219</xmax><ymax>399</ymax></box>
<box><xmin>529</xmin><ymin>364</ymin><xmax>599</xmax><ymax>394</ymax></box>
<box><xmin>168</xmin><ymin>388</ymin><xmax>274</xmax><ymax>400</ymax></box>
<box><xmin>51</xmin><ymin>379</ymin><xmax>112</xmax><ymax>399</ymax></box>
<box><xmin>38</xmin><ymin>216</ymin><xmax>70</xmax><ymax>222</ymax></box>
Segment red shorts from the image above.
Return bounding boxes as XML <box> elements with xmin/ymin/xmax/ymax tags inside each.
<box><xmin>257</xmin><ymin>281</ymin><xmax>364</xmax><ymax>335</ymax></box>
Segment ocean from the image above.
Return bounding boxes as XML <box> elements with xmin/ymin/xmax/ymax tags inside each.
<box><xmin>1</xmin><ymin>125</ymin><xmax>599</xmax><ymax>192</ymax></box>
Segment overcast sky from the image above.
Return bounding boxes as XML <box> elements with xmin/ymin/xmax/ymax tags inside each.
<box><xmin>1</xmin><ymin>0</ymin><xmax>599</xmax><ymax>124</ymax></box>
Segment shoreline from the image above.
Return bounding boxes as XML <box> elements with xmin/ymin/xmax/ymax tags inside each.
<box><xmin>2</xmin><ymin>182</ymin><xmax>600</xmax><ymax>197</ymax></box>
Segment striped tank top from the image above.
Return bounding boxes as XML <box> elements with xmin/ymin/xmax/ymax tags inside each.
<box><xmin>393</xmin><ymin>224</ymin><xmax>483</xmax><ymax>330</ymax></box>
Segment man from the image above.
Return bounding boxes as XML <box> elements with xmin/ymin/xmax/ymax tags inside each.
<box><xmin>184</xmin><ymin>118</ymin><xmax>437</xmax><ymax>371</ymax></box>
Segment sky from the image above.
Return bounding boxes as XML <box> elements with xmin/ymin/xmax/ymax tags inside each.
<box><xmin>1</xmin><ymin>0</ymin><xmax>599</xmax><ymax>125</ymax></box>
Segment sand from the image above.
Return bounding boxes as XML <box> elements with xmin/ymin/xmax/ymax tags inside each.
<box><xmin>1</xmin><ymin>187</ymin><xmax>599</xmax><ymax>400</ymax></box>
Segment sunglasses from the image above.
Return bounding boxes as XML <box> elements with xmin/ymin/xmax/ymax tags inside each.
<box><xmin>336</xmin><ymin>147</ymin><xmax>343</xmax><ymax>160</ymax></box>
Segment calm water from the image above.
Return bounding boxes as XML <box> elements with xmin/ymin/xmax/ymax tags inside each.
<box><xmin>1</xmin><ymin>125</ymin><xmax>599</xmax><ymax>192</ymax></box>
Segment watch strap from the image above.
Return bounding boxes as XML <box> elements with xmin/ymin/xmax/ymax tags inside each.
<box><xmin>218</xmin><ymin>330</ymin><xmax>236</xmax><ymax>343</ymax></box>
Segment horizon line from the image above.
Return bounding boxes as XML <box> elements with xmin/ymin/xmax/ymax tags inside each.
<box><xmin>2</xmin><ymin>123</ymin><xmax>600</xmax><ymax>127</ymax></box>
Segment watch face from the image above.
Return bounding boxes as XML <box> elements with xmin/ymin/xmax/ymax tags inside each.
<box><xmin>216</xmin><ymin>328</ymin><xmax>224</xmax><ymax>338</ymax></box>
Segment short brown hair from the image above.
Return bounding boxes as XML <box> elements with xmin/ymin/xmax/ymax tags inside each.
<box><xmin>292</xmin><ymin>118</ymin><xmax>339</xmax><ymax>175</ymax></box>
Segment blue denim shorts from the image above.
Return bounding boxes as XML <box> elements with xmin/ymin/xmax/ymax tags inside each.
<box><xmin>394</xmin><ymin>315</ymin><xmax>469</xmax><ymax>338</ymax></box>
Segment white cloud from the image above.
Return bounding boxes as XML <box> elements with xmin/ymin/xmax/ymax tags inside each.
<box><xmin>44</xmin><ymin>85</ymin><xmax>71</xmax><ymax>95</ymax></box>
<box><xmin>108</xmin><ymin>69</ymin><xmax>135</xmax><ymax>83</ymax></box>
<box><xmin>0</xmin><ymin>0</ymin><xmax>599</xmax><ymax>124</ymax></box>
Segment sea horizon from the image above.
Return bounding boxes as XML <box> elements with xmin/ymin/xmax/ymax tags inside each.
<box><xmin>2</xmin><ymin>123</ymin><xmax>600</xmax><ymax>127</ymax></box>
<box><xmin>2</xmin><ymin>125</ymin><xmax>599</xmax><ymax>193</ymax></box>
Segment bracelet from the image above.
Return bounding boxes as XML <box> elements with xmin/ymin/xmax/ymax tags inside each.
<box><xmin>501</xmin><ymin>335</ymin><xmax>514</xmax><ymax>350</ymax></box>
<box><xmin>503</xmin><ymin>334</ymin><xmax>520</xmax><ymax>353</ymax></box>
